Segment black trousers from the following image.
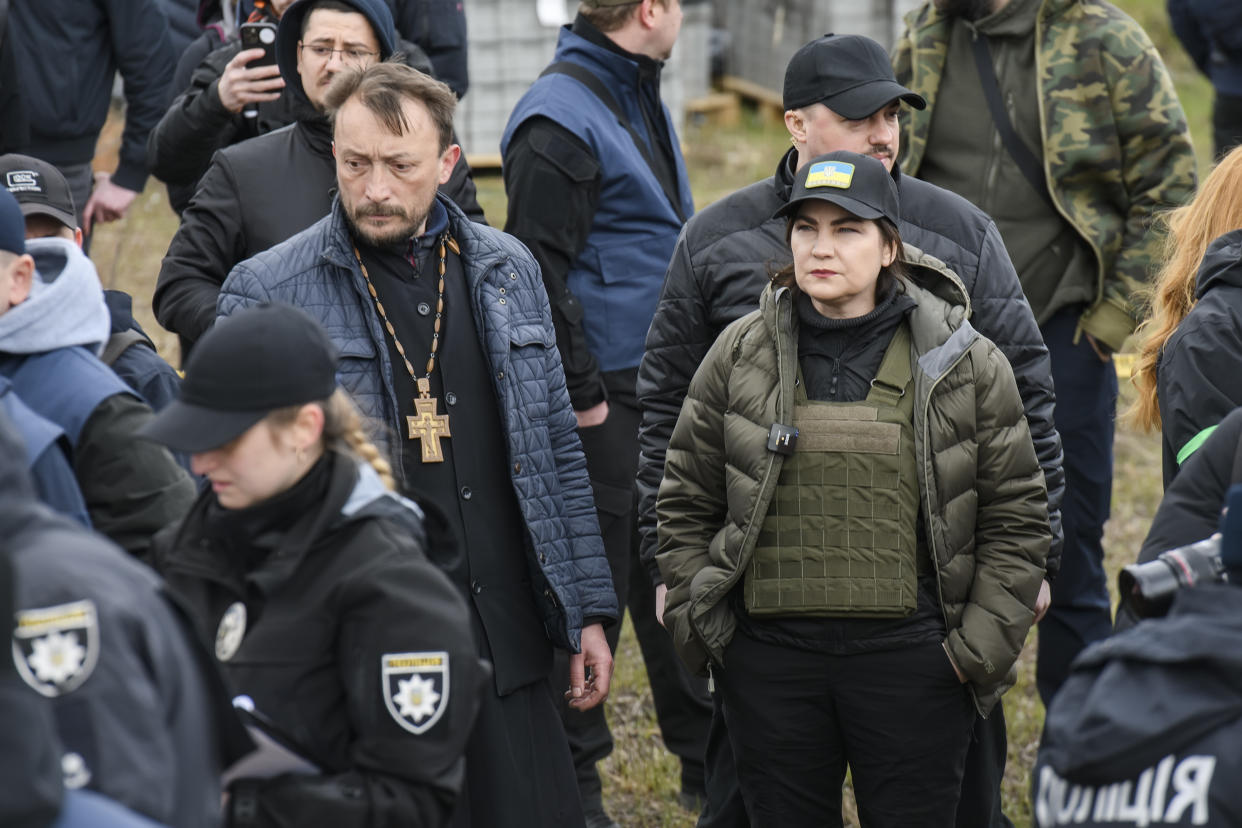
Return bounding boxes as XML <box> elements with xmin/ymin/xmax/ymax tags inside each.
<box><xmin>698</xmin><ymin>693</ymin><xmax>1012</xmax><ymax>828</ymax></box>
<box><xmin>1035</xmin><ymin>309</ymin><xmax>1117</xmax><ymax>705</ymax></box>
<box><xmin>714</xmin><ymin>630</ymin><xmax>974</xmax><ymax>828</ymax></box>
<box><xmin>452</xmin><ymin>676</ymin><xmax>585</xmax><ymax>827</ymax></box>
<box><xmin>552</xmin><ymin>370</ymin><xmax>711</xmax><ymax>807</ymax></box>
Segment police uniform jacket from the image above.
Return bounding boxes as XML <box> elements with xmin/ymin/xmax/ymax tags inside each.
<box><xmin>1034</xmin><ymin>583</ymin><xmax>1242</xmax><ymax>826</ymax></box>
<box><xmin>152</xmin><ymin>450</ymin><xmax>487</xmax><ymax>827</ymax></box>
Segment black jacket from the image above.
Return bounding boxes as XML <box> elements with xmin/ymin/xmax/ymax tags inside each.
<box><xmin>0</xmin><ymin>10</ymin><xmax>28</xmax><ymax>156</ymax></box>
<box><xmin>1140</xmin><ymin>406</ymin><xmax>1242</xmax><ymax>564</ymax></box>
<box><xmin>0</xmin><ymin>410</ymin><xmax>245</xmax><ymax>828</ymax></box>
<box><xmin>384</xmin><ymin>0</ymin><xmax>469</xmax><ymax>98</ymax></box>
<box><xmin>1157</xmin><ymin>229</ymin><xmax>1242</xmax><ymax>486</ymax></box>
<box><xmin>1033</xmin><ymin>584</ymin><xmax>1242</xmax><ymax>826</ymax></box>
<box><xmin>152</xmin><ymin>453</ymin><xmax>487</xmax><ymax>828</ymax></box>
<box><xmin>635</xmin><ymin>150</ymin><xmax>1064</xmax><ymax>582</ymax></box>
<box><xmin>9</xmin><ymin>0</ymin><xmax>174</xmax><ymax>191</ymax></box>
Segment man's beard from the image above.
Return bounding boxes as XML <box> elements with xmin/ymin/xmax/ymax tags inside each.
<box><xmin>933</xmin><ymin>0</ymin><xmax>993</xmax><ymax>20</ymax></box>
<box><xmin>343</xmin><ymin>197</ymin><xmax>432</xmax><ymax>247</ymax></box>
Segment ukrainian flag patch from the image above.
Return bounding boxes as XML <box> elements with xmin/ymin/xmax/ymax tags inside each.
<box><xmin>805</xmin><ymin>160</ymin><xmax>855</xmax><ymax>189</ymax></box>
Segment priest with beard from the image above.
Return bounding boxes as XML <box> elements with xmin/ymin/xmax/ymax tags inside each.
<box><xmin>217</xmin><ymin>60</ymin><xmax>619</xmax><ymax>828</ymax></box>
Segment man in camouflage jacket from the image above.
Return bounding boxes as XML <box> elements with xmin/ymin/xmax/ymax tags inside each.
<box><xmin>894</xmin><ymin>0</ymin><xmax>1196</xmax><ymax>706</ymax></box>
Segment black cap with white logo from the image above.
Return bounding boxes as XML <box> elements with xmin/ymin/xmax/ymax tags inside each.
<box><xmin>0</xmin><ymin>154</ymin><xmax>77</xmax><ymax>230</ymax></box>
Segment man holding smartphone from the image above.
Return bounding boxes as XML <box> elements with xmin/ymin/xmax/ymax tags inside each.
<box><xmin>147</xmin><ymin>0</ymin><xmax>299</xmax><ymax>214</ymax></box>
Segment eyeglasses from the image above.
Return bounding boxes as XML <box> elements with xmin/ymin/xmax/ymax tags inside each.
<box><xmin>298</xmin><ymin>42</ymin><xmax>378</xmax><ymax>63</ymax></box>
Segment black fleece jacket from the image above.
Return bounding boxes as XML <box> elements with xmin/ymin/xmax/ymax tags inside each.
<box><xmin>10</xmin><ymin>0</ymin><xmax>175</xmax><ymax>191</ymax></box>
<box><xmin>1157</xmin><ymin>229</ymin><xmax>1242</xmax><ymax>486</ymax></box>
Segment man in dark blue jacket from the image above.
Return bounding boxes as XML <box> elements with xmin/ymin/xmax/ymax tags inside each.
<box><xmin>501</xmin><ymin>4</ymin><xmax>710</xmax><ymax>825</ymax></box>
<box><xmin>0</xmin><ymin>154</ymin><xmax>182</xmax><ymax>415</ymax></box>
<box><xmin>8</xmin><ymin>0</ymin><xmax>175</xmax><ymax>245</ymax></box>
<box><xmin>219</xmin><ymin>61</ymin><xmax>617</xmax><ymax>828</ymax></box>
<box><xmin>0</xmin><ymin>188</ymin><xmax>195</xmax><ymax>560</ymax></box>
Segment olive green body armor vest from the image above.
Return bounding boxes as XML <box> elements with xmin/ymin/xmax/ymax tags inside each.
<box><xmin>746</xmin><ymin>324</ymin><xmax>923</xmax><ymax>617</ymax></box>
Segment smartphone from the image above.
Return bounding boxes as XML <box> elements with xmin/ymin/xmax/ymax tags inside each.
<box><xmin>239</xmin><ymin>21</ymin><xmax>278</xmax><ymax>66</ymax></box>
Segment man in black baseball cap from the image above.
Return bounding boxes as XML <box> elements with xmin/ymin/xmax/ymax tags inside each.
<box><xmin>140</xmin><ymin>303</ymin><xmax>338</xmax><ymax>453</ymax></box>
<box><xmin>636</xmin><ymin>31</ymin><xmax>1059</xmax><ymax>828</ymax></box>
<box><xmin>0</xmin><ymin>154</ymin><xmax>80</xmax><ymax>243</ymax></box>
<box><xmin>0</xmin><ymin>152</ymin><xmax>185</xmax><ymax>421</ymax></box>
<box><xmin>783</xmin><ymin>34</ymin><xmax>926</xmax><ymax>120</ymax></box>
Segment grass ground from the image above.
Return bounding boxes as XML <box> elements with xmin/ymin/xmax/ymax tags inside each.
<box><xmin>86</xmin><ymin>1</ymin><xmax>1208</xmax><ymax>823</ymax></box>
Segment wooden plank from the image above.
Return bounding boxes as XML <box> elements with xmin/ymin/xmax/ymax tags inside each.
<box><xmin>684</xmin><ymin>92</ymin><xmax>742</xmax><ymax>127</ymax></box>
<box><xmin>718</xmin><ymin>74</ymin><xmax>785</xmax><ymax>121</ymax></box>
<box><xmin>465</xmin><ymin>153</ymin><xmax>503</xmax><ymax>172</ymax></box>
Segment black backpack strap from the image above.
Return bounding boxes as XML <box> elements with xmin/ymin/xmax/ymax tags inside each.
<box><xmin>539</xmin><ymin>61</ymin><xmax>687</xmax><ymax>223</ymax></box>
<box><xmin>969</xmin><ymin>34</ymin><xmax>1056</xmax><ymax>209</ymax></box>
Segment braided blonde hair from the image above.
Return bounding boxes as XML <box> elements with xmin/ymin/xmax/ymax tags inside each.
<box><xmin>267</xmin><ymin>390</ymin><xmax>396</xmax><ymax>491</ymax></box>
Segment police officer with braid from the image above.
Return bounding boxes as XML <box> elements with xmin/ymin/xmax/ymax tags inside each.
<box><xmin>141</xmin><ymin>303</ymin><xmax>488</xmax><ymax>827</ymax></box>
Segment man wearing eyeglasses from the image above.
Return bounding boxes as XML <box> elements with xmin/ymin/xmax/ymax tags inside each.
<box><xmin>152</xmin><ymin>0</ymin><xmax>485</xmax><ymax>361</ymax></box>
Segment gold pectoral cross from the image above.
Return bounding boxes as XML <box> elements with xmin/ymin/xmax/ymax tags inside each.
<box><xmin>408</xmin><ymin>377</ymin><xmax>450</xmax><ymax>463</ymax></box>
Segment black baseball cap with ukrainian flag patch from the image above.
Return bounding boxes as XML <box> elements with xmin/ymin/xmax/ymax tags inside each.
<box><xmin>773</xmin><ymin>151</ymin><xmax>900</xmax><ymax>226</ymax></box>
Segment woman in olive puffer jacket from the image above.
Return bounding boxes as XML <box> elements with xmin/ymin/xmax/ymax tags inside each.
<box><xmin>655</xmin><ymin>152</ymin><xmax>1049</xmax><ymax>827</ymax></box>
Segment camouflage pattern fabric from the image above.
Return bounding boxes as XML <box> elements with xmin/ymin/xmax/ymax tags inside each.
<box><xmin>894</xmin><ymin>0</ymin><xmax>1198</xmax><ymax>351</ymax></box>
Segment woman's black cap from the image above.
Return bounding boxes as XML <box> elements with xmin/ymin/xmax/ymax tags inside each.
<box><xmin>139</xmin><ymin>303</ymin><xmax>339</xmax><ymax>453</ymax></box>
<box><xmin>773</xmin><ymin>150</ymin><xmax>901</xmax><ymax>227</ymax></box>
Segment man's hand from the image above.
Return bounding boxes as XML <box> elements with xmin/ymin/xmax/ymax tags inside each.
<box><xmin>566</xmin><ymin>623</ymin><xmax>612</xmax><ymax>711</ymax></box>
<box><xmin>217</xmin><ymin>48</ymin><xmax>286</xmax><ymax>113</ymax></box>
<box><xmin>82</xmin><ymin>173</ymin><xmax>138</xmax><ymax>233</ymax></box>
<box><xmin>1034</xmin><ymin>579</ymin><xmax>1052</xmax><ymax>624</ymax></box>
<box><xmin>655</xmin><ymin>583</ymin><xmax>667</xmax><ymax>627</ymax></box>
<box><xmin>575</xmin><ymin>401</ymin><xmax>609</xmax><ymax>429</ymax></box>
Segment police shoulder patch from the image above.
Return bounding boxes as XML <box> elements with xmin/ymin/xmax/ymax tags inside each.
<box><xmin>12</xmin><ymin>599</ymin><xmax>99</xmax><ymax>697</ymax></box>
<box><xmin>382</xmin><ymin>651</ymin><xmax>449</xmax><ymax>735</ymax></box>
<box><xmin>805</xmin><ymin>160</ymin><xmax>855</xmax><ymax>189</ymax></box>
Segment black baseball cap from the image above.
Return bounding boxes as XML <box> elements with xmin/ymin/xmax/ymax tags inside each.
<box><xmin>139</xmin><ymin>304</ymin><xmax>339</xmax><ymax>453</ymax></box>
<box><xmin>774</xmin><ymin>151</ymin><xmax>900</xmax><ymax>226</ymax></box>
<box><xmin>0</xmin><ymin>154</ymin><xmax>77</xmax><ymax>230</ymax></box>
<box><xmin>783</xmin><ymin>34</ymin><xmax>926</xmax><ymax>118</ymax></box>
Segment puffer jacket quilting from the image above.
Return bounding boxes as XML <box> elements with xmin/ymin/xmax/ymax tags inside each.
<box><xmin>656</xmin><ymin>247</ymin><xmax>1049</xmax><ymax>714</ymax></box>
<box><xmin>217</xmin><ymin>194</ymin><xmax>617</xmax><ymax>652</ymax></box>
<box><xmin>635</xmin><ymin>154</ymin><xmax>1064</xmax><ymax>588</ymax></box>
